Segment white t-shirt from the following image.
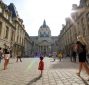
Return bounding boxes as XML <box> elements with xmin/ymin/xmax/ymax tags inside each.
<box><xmin>4</xmin><ymin>54</ymin><xmax>10</xmax><ymax>59</ymax></box>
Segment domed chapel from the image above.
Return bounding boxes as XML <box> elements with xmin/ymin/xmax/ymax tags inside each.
<box><xmin>30</xmin><ymin>20</ymin><xmax>58</xmax><ymax>56</ymax></box>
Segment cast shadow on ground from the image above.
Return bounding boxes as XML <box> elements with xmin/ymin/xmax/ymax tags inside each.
<box><xmin>50</xmin><ymin>60</ymin><xmax>78</xmax><ymax>69</ymax></box>
<box><xmin>9</xmin><ymin>62</ymin><xmax>15</xmax><ymax>64</ymax></box>
<box><xmin>0</xmin><ymin>69</ymin><xmax>3</xmax><ymax>71</ymax></box>
<box><xmin>26</xmin><ymin>74</ymin><xmax>42</xmax><ymax>85</ymax></box>
<box><xmin>79</xmin><ymin>76</ymin><xmax>89</xmax><ymax>85</ymax></box>
<box><xmin>50</xmin><ymin>60</ymin><xmax>55</xmax><ymax>62</ymax></box>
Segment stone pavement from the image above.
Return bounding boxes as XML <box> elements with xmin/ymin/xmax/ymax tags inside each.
<box><xmin>0</xmin><ymin>57</ymin><xmax>89</xmax><ymax>85</ymax></box>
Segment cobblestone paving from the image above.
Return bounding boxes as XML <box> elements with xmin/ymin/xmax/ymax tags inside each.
<box><xmin>0</xmin><ymin>57</ymin><xmax>89</xmax><ymax>85</ymax></box>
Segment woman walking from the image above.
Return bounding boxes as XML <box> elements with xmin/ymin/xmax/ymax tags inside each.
<box><xmin>76</xmin><ymin>35</ymin><xmax>89</xmax><ymax>77</ymax></box>
<box><xmin>3</xmin><ymin>49</ymin><xmax>10</xmax><ymax>70</ymax></box>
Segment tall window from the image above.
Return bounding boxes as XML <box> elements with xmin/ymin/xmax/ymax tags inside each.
<box><xmin>86</xmin><ymin>13</ymin><xmax>89</xmax><ymax>21</ymax></box>
<box><xmin>0</xmin><ymin>22</ymin><xmax>2</xmax><ymax>36</ymax></box>
<box><xmin>5</xmin><ymin>26</ymin><xmax>9</xmax><ymax>39</ymax></box>
<box><xmin>17</xmin><ymin>35</ymin><xmax>18</xmax><ymax>42</ymax></box>
<box><xmin>11</xmin><ymin>30</ymin><xmax>15</xmax><ymax>41</ymax></box>
<box><xmin>0</xmin><ymin>7</ymin><xmax>2</xmax><ymax>13</ymax></box>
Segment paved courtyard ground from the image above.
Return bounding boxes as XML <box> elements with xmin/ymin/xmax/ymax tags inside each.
<box><xmin>0</xmin><ymin>57</ymin><xmax>89</xmax><ymax>85</ymax></box>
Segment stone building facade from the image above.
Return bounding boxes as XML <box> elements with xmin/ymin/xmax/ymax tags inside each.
<box><xmin>0</xmin><ymin>1</ymin><xmax>26</xmax><ymax>57</ymax></box>
<box><xmin>57</xmin><ymin>0</ymin><xmax>89</xmax><ymax>55</ymax></box>
<box><xmin>30</xmin><ymin>20</ymin><xmax>58</xmax><ymax>56</ymax></box>
<box><xmin>24</xmin><ymin>32</ymin><xmax>33</xmax><ymax>57</ymax></box>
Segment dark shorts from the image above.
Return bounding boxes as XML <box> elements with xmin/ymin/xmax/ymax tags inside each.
<box><xmin>17</xmin><ymin>56</ymin><xmax>21</xmax><ymax>58</ymax></box>
<box><xmin>78</xmin><ymin>52</ymin><xmax>86</xmax><ymax>62</ymax></box>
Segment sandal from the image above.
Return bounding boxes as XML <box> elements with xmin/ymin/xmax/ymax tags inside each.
<box><xmin>76</xmin><ymin>73</ymin><xmax>80</xmax><ymax>76</ymax></box>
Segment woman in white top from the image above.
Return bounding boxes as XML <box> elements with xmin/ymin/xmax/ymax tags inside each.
<box><xmin>3</xmin><ymin>49</ymin><xmax>10</xmax><ymax>70</ymax></box>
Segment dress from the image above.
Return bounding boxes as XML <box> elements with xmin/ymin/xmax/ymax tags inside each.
<box><xmin>38</xmin><ymin>61</ymin><xmax>44</xmax><ymax>70</ymax></box>
<box><xmin>77</xmin><ymin>43</ymin><xmax>86</xmax><ymax>62</ymax></box>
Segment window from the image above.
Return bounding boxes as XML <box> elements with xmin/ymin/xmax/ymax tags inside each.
<box><xmin>0</xmin><ymin>7</ymin><xmax>2</xmax><ymax>13</ymax></box>
<box><xmin>17</xmin><ymin>35</ymin><xmax>19</xmax><ymax>42</ymax></box>
<box><xmin>0</xmin><ymin>22</ymin><xmax>2</xmax><ymax>36</ymax></box>
<box><xmin>11</xmin><ymin>30</ymin><xmax>15</xmax><ymax>41</ymax></box>
<box><xmin>86</xmin><ymin>13</ymin><xmax>89</xmax><ymax>21</ymax></box>
<box><xmin>40</xmin><ymin>32</ymin><xmax>43</xmax><ymax>37</ymax></box>
<box><xmin>20</xmin><ymin>37</ymin><xmax>21</xmax><ymax>43</ymax></box>
<box><xmin>5</xmin><ymin>26</ymin><xmax>9</xmax><ymax>39</ymax></box>
<box><xmin>4</xmin><ymin>12</ymin><xmax>8</xmax><ymax>19</ymax></box>
<box><xmin>6</xmin><ymin>14</ymin><xmax>9</xmax><ymax>19</ymax></box>
<box><xmin>43</xmin><ymin>32</ymin><xmax>49</xmax><ymax>37</ymax></box>
<box><xmin>87</xmin><ymin>2</ymin><xmax>89</xmax><ymax>7</ymax></box>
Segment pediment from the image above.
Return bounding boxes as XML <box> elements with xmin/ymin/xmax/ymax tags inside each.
<box><xmin>38</xmin><ymin>40</ymin><xmax>51</xmax><ymax>45</ymax></box>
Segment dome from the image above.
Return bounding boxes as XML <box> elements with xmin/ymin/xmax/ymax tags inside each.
<box><xmin>38</xmin><ymin>20</ymin><xmax>51</xmax><ymax>37</ymax></box>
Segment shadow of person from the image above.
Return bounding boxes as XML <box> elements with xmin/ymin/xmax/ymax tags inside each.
<box><xmin>78</xmin><ymin>76</ymin><xmax>89</xmax><ymax>85</ymax></box>
<box><xmin>26</xmin><ymin>74</ymin><xmax>42</xmax><ymax>85</ymax></box>
<box><xmin>0</xmin><ymin>69</ymin><xmax>3</xmax><ymax>71</ymax></box>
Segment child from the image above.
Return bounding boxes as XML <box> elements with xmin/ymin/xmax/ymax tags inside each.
<box><xmin>38</xmin><ymin>57</ymin><xmax>44</xmax><ymax>75</ymax></box>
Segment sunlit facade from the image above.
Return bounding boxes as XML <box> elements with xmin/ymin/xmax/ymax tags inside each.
<box><xmin>57</xmin><ymin>0</ymin><xmax>89</xmax><ymax>55</ymax></box>
<box><xmin>0</xmin><ymin>1</ymin><xmax>25</xmax><ymax>57</ymax></box>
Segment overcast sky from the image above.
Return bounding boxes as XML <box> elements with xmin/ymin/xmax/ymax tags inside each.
<box><xmin>3</xmin><ymin>0</ymin><xmax>80</xmax><ymax>36</ymax></box>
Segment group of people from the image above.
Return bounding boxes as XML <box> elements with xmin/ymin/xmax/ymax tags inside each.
<box><xmin>0</xmin><ymin>35</ymin><xmax>89</xmax><ymax>78</ymax></box>
<box><xmin>38</xmin><ymin>35</ymin><xmax>89</xmax><ymax>78</ymax></box>
<box><xmin>49</xmin><ymin>51</ymin><xmax>63</xmax><ymax>62</ymax></box>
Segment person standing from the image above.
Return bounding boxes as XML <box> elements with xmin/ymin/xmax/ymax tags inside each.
<box><xmin>52</xmin><ymin>52</ymin><xmax>57</xmax><ymax>61</ymax></box>
<box><xmin>71</xmin><ymin>44</ymin><xmax>77</xmax><ymax>62</ymax></box>
<box><xmin>3</xmin><ymin>49</ymin><xmax>10</xmax><ymax>70</ymax></box>
<box><xmin>0</xmin><ymin>47</ymin><xmax>3</xmax><ymax>63</ymax></box>
<box><xmin>16</xmin><ymin>51</ymin><xmax>22</xmax><ymax>62</ymax></box>
<box><xmin>58</xmin><ymin>52</ymin><xmax>62</xmax><ymax>61</ymax></box>
<box><xmin>76</xmin><ymin>35</ymin><xmax>89</xmax><ymax>77</ymax></box>
<box><xmin>72</xmin><ymin>51</ymin><xmax>76</xmax><ymax>62</ymax></box>
<box><xmin>38</xmin><ymin>57</ymin><xmax>44</xmax><ymax>76</ymax></box>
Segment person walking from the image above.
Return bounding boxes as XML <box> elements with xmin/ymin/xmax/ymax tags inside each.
<box><xmin>16</xmin><ymin>51</ymin><xmax>22</xmax><ymax>62</ymax></box>
<box><xmin>52</xmin><ymin>52</ymin><xmax>57</xmax><ymax>61</ymax></box>
<box><xmin>76</xmin><ymin>35</ymin><xmax>89</xmax><ymax>77</ymax></box>
<box><xmin>38</xmin><ymin>56</ymin><xmax>44</xmax><ymax>76</ymax></box>
<box><xmin>71</xmin><ymin>44</ymin><xmax>77</xmax><ymax>62</ymax></box>
<box><xmin>72</xmin><ymin>51</ymin><xmax>76</xmax><ymax>62</ymax></box>
<box><xmin>58</xmin><ymin>52</ymin><xmax>62</xmax><ymax>61</ymax></box>
<box><xmin>0</xmin><ymin>47</ymin><xmax>3</xmax><ymax>63</ymax></box>
<box><xmin>3</xmin><ymin>49</ymin><xmax>10</xmax><ymax>70</ymax></box>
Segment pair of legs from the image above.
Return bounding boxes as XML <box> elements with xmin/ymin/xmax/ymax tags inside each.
<box><xmin>40</xmin><ymin>70</ymin><xmax>43</xmax><ymax>76</ymax></box>
<box><xmin>53</xmin><ymin>58</ymin><xmax>56</xmax><ymax>62</ymax></box>
<box><xmin>4</xmin><ymin>59</ymin><xmax>9</xmax><ymax>70</ymax></box>
<box><xmin>70</xmin><ymin>56</ymin><xmax>73</xmax><ymax>62</ymax></box>
<box><xmin>59</xmin><ymin>57</ymin><xmax>62</xmax><ymax>61</ymax></box>
<box><xmin>73</xmin><ymin>56</ymin><xmax>76</xmax><ymax>62</ymax></box>
<box><xmin>16</xmin><ymin>57</ymin><xmax>22</xmax><ymax>62</ymax></box>
<box><xmin>77</xmin><ymin>62</ymin><xmax>89</xmax><ymax>76</ymax></box>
